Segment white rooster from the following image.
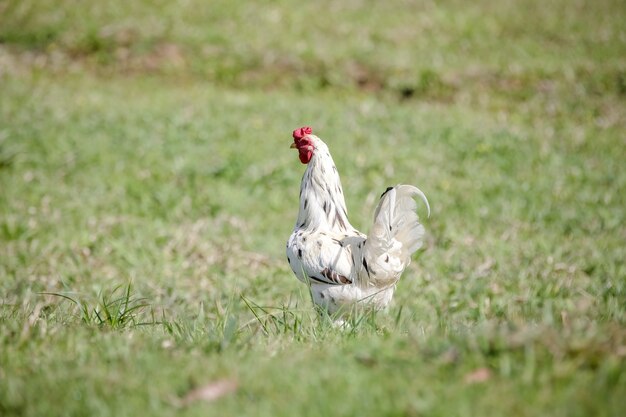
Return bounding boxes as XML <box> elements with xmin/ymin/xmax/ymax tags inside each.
<box><xmin>286</xmin><ymin>126</ymin><xmax>430</xmax><ymax>317</ymax></box>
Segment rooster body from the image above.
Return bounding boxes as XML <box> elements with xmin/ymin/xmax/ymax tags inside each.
<box><xmin>286</xmin><ymin>127</ymin><xmax>430</xmax><ymax>316</ymax></box>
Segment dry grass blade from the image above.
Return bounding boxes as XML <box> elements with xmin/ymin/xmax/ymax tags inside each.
<box><xmin>463</xmin><ymin>367</ymin><xmax>492</xmax><ymax>384</ymax></box>
<box><xmin>176</xmin><ymin>379</ymin><xmax>238</xmax><ymax>407</ymax></box>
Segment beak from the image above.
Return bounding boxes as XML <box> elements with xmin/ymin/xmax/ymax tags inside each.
<box><xmin>290</xmin><ymin>143</ymin><xmax>297</xmax><ymax>149</ymax></box>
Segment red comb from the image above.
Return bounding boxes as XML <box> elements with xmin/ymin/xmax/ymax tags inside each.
<box><xmin>293</xmin><ymin>126</ymin><xmax>312</xmax><ymax>140</ymax></box>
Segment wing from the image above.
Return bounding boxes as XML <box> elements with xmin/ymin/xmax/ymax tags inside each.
<box><xmin>361</xmin><ymin>185</ymin><xmax>430</xmax><ymax>287</ymax></box>
<box><xmin>288</xmin><ymin>231</ymin><xmax>359</xmax><ymax>286</ymax></box>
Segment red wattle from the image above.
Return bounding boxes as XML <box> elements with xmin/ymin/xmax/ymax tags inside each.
<box><xmin>299</xmin><ymin>149</ymin><xmax>313</xmax><ymax>164</ymax></box>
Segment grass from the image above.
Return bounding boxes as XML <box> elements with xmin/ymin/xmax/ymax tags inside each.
<box><xmin>1</xmin><ymin>0</ymin><xmax>625</xmax><ymax>416</ymax></box>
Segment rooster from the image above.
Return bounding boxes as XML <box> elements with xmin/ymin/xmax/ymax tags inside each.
<box><xmin>286</xmin><ymin>126</ymin><xmax>430</xmax><ymax>317</ymax></box>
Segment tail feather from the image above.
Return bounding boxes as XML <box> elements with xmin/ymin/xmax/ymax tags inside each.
<box><xmin>362</xmin><ymin>185</ymin><xmax>429</xmax><ymax>286</ymax></box>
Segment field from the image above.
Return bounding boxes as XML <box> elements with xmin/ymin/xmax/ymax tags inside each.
<box><xmin>1</xmin><ymin>1</ymin><xmax>625</xmax><ymax>416</ymax></box>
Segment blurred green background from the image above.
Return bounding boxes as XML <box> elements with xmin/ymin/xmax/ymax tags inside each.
<box><xmin>1</xmin><ymin>1</ymin><xmax>624</xmax><ymax>416</ymax></box>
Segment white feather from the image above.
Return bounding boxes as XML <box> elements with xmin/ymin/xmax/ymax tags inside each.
<box><xmin>286</xmin><ymin>134</ymin><xmax>430</xmax><ymax>317</ymax></box>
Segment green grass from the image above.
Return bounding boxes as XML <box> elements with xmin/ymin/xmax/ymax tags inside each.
<box><xmin>1</xmin><ymin>0</ymin><xmax>625</xmax><ymax>416</ymax></box>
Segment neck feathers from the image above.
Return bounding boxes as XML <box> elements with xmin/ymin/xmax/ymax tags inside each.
<box><xmin>296</xmin><ymin>151</ymin><xmax>350</xmax><ymax>232</ymax></box>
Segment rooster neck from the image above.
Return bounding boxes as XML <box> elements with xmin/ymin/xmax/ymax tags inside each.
<box><xmin>295</xmin><ymin>150</ymin><xmax>351</xmax><ymax>233</ymax></box>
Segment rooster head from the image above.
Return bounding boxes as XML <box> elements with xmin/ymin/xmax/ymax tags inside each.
<box><xmin>291</xmin><ymin>126</ymin><xmax>315</xmax><ymax>164</ymax></box>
